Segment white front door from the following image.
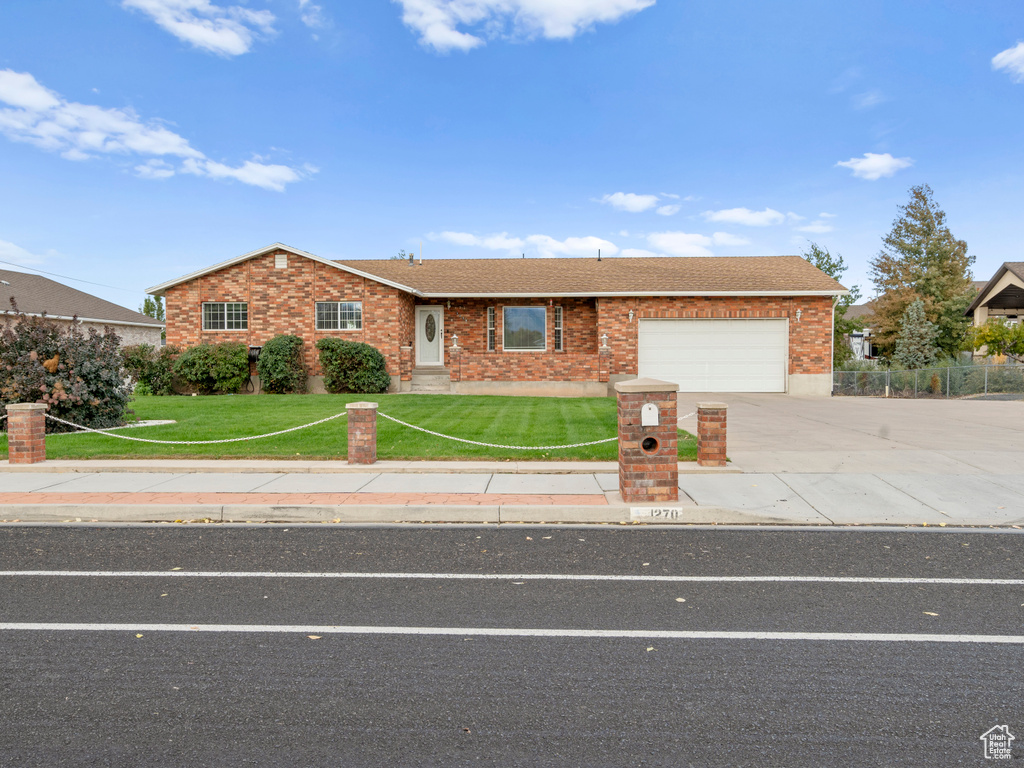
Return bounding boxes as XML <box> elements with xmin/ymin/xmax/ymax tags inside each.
<box><xmin>416</xmin><ymin>306</ymin><xmax>444</xmax><ymax>366</ymax></box>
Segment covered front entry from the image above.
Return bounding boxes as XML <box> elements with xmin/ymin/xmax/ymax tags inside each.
<box><xmin>415</xmin><ymin>306</ymin><xmax>444</xmax><ymax>366</ymax></box>
<box><xmin>637</xmin><ymin>318</ymin><xmax>788</xmax><ymax>392</ymax></box>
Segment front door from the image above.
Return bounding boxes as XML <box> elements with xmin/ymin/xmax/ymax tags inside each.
<box><xmin>416</xmin><ymin>306</ymin><xmax>444</xmax><ymax>366</ymax></box>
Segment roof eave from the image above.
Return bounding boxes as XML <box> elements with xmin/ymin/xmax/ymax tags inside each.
<box><xmin>1</xmin><ymin>312</ymin><xmax>164</xmax><ymax>329</ymax></box>
<box><xmin>145</xmin><ymin>243</ymin><xmax>423</xmax><ymax>298</ymax></box>
<box><xmin>419</xmin><ymin>290</ymin><xmax>849</xmax><ymax>299</ymax></box>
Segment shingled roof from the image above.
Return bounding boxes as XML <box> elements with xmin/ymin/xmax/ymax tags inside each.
<box><xmin>337</xmin><ymin>254</ymin><xmax>847</xmax><ymax>296</ymax></box>
<box><xmin>146</xmin><ymin>243</ymin><xmax>847</xmax><ymax>297</ymax></box>
<box><xmin>0</xmin><ymin>269</ymin><xmax>162</xmax><ymax>328</ymax></box>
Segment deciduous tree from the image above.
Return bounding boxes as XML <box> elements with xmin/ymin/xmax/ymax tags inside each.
<box><xmin>868</xmin><ymin>184</ymin><xmax>975</xmax><ymax>359</ymax></box>
<box><xmin>802</xmin><ymin>242</ymin><xmax>861</xmax><ymax>367</ymax></box>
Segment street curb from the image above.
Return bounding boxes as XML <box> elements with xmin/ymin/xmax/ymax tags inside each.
<box><xmin>0</xmin><ymin>503</ymin><xmax>827</xmax><ymax>525</ymax></box>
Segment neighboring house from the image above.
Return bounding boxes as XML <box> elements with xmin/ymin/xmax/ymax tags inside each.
<box><xmin>146</xmin><ymin>243</ymin><xmax>847</xmax><ymax>396</ymax></box>
<box><xmin>966</xmin><ymin>263</ymin><xmax>1024</xmax><ymax>328</ymax></box>
<box><xmin>845</xmin><ymin>301</ymin><xmax>878</xmax><ymax>360</ymax></box>
<box><xmin>1</xmin><ymin>268</ymin><xmax>163</xmax><ymax>346</ymax></box>
<box><xmin>848</xmin><ymin>280</ymin><xmax>988</xmax><ymax>361</ymax></box>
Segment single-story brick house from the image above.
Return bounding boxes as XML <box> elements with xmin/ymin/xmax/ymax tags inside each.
<box><xmin>2</xmin><ymin>268</ymin><xmax>164</xmax><ymax>346</ymax></box>
<box><xmin>146</xmin><ymin>243</ymin><xmax>847</xmax><ymax>396</ymax></box>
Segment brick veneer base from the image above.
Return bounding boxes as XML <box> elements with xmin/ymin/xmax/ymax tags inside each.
<box><xmin>616</xmin><ymin>387</ymin><xmax>678</xmax><ymax>503</ymax></box>
<box><xmin>6</xmin><ymin>403</ymin><xmax>48</xmax><ymax>465</ymax></box>
<box><xmin>697</xmin><ymin>403</ymin><xmax>728</xmax><ymax>467</ymax></box>
<box><xmin>346</xmin><ymin>402</ymin><xmax>378</xmax><ymax>465</ymax></box>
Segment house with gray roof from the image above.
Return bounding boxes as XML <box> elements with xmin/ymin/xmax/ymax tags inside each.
<box><xmin>1</xmin><ymin>269</ymin><xmax>163</xmax><ymax>347</ymax></box>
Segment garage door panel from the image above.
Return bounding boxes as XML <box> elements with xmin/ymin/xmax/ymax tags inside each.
<box><xmin>637</xmin><ymin>319</ymin><xmax>787</xmax><ymax>392</ymax></box>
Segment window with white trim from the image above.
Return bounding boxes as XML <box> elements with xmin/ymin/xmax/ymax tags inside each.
<box><xmin>503</xmin><ymin>306</ymin><xmax>546</xmax><ymax>351</ymax></box>
<box><xmin>316</xmin><ymin>301</ymin><xmax>363</xmax><ymax>330</ymax></box>
<box><xmin>487</xmin><ymin>307</ymin><xmax>496</xmax><ymax>351</ymax></box>
<box><xmin>202</xmin><ymin>302</ymin><xmax>248</xmax><ymax>330</ymax></box>
<box><xmin>553</xmin><ymin>306</ymin><xmax>563</xmax><ymax>351</ymax></box>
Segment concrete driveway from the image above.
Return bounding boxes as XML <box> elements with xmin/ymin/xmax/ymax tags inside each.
<box><xmin>675</xmin><ymin>394</ymin><xmax>1024</xmax><ymax>475</ymax></box>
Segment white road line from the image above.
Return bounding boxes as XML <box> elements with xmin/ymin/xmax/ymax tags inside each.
<box><xmin>1</xmin><ymin>622</ymin><xmax>1023</xmax><ymax>643</ymax></box>
<box><xmin>1</xmin><ymin>571</ymin><xmax>1023</xmax><ymax>585</ymax></box>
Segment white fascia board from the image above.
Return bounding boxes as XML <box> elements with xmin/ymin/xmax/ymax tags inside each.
<box><xmin>421</xmin><ymin>290</ymin><xmax>849</xmax><ymax>298</ymax></box>
<box><xmin>6</xmin><ymin>313</ymin><xmax>164</xmax><ymax>329</ymax></box>
<box><xmin>145</xmin><ymin>243</ymin><xmax>422</xmax><ymax>297</ymax></box>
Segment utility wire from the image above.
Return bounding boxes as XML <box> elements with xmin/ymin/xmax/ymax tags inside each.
<box><xmin>0</xmin><ymin>259</ymin><xmax>144</xmax><ymax>296</ymax></box>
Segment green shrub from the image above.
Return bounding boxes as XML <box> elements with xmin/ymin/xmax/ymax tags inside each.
<box><xmin>316</xmin><ymin>338</ymin><xmax>391</xmax><ymax>394</ymax></box>
<box><xmin>256</xmin><ymin>335</ymin><xmax>307</xmax><ymax>394</ymax></box>
<box><xmin>0</xmin><ymin>307</ymin><xmax>132</xmax><ymax>432</ymax></box>
<box><xmin>173</xmin><ymin>342</ymin><xmax>249</xmax><ymax>394</ymax></box>
<box><xmin>122</xmin><ymin>343</ymin><xmax>179</xmax><ymax>396</ymax></box>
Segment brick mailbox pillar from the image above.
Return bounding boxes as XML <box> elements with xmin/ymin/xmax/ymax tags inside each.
<box><xmin>614</xmin><ymin>378</ymin><xmax>679</xmax><ymax>503</ymax></box>
<box><xmin>697</xmin><ymin>402</ymin><xmax>728</xmax><ymax>467</ymax></box>
<box><xmin>5</xmin><ymin>403</ymin><xmax>48</xmax><ymax>465</ymax></box>
<box><xmin>346</xmin><ymin>401</ymin><xmax>378</xmax><ymax>465</ymax></box>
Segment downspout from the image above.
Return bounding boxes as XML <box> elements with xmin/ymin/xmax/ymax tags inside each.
<box><xmin>831</xmin><ymin>295</ymin><xmax>840</xmax><ymax>395</ymax></box>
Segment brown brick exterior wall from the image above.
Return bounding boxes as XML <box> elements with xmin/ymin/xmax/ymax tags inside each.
<box><xmin>697</xmin><ymin>404</ymin><xmax>728</xmax><ymax>467</ymax></box>
<box><xmin>597</xmin><ymin>295</ymin><xmax>833</xmax><ymax>377</ymax></box>
<box><xmin>163</xmin><ymin>253</ymin><xmax>833</xmax><ymax>385</ymax></box>
<box><xmin>164</xmin><ymin>249</ymin><xmax>415</xmax><ymax>378</ymax></box>
<box><xmin>6</xmin><ymin>404</ymin><xmax>47</xmax><ymax>465</ymax></box>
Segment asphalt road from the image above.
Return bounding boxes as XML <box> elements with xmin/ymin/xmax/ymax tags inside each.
<box><xmin>1</xmin><ymin>524</ymin><xmax>1022</xmax><ymax>767</ymax></box>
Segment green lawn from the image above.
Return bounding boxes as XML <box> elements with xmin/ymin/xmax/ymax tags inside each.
<box><xmin>0</xmin><ymin>394</ymin><xmax>699</xmax><ymax>462</ymax></box>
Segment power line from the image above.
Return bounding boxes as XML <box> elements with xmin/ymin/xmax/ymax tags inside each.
<box><xmin>0</xmin><ymin>259</ymin><xmax>143</xmax><ymax>295</ymax></box>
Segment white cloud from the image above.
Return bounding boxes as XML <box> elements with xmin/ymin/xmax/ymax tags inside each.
<box><xmin>993</xmin><ymin>42</ymin><xmax>1024</xmax><ymax>82</ymax></box>
<box><xmin>121</xmin><ymin>0</ymin><xmax>276</xmax><ymax>57</ymax></box>
<box><xmin>298</xmin><ymin>0</ymin><xmax>328</xmax><ymax>29</ymax></box>
<box><xmin>660</xmin><ymin>192</ymin><xmax>679</xmax><ymax>199</ymax></box>
<box><xmin>600</xmin><ymin>192</ymin><xmax>659</xmax><ymax>213</ymax></box>
<box><xmin>852</xmin><ymin>89</ymin><xmax>884</xmax><ymax>110</ymax></box>
<box><xmin>134</xmin><ymin>158</ymin><xmax>176</xmax><ymax>179</ymax></box>
<box><xmin>656</xmin><ymin>204</ymin><xmax>680</xmax><ymax>216</ymax></box>
<box><xmin>711</xmin><ymin>232</ymin><xmax>750</xmax><ymax>246</ymax></box>
<box><xmin>701</xmin><ymin>207</ymin><xmax>786</xmax><ymax>227</ymax></box>
<box><xmin>682</xmin><ymin>194</ymin><xmax>699</xmax><ymax>202</ymax></box>
<box><xmin>0</xmin><ymin>69</ymin><xmax>311</xmax><ymax>191</ymax></box>
<box><xmin>836</xmin><ymin>152</ymin><xmax>913</xmax><ymax>180</ymax></box>
<box><xmin>618</xmin><ymin>229</ymin><xmax>630</xmax><ymax>237</ymax></box>
<box><xmin>394</xmin><ymin>0</ymin><xmax>656</xmax><ymax>53</ymax></box>
<box><xmin>646</xmin><ymin>231</ymin><xmax>713</xmax><ymax>257</ymax></box>
<box><xmin>432</xmin><ymin>230</ymin><xmax>617</xmax><ymax>258</ymax></box>
<box><xmin>0</xmin><ymin>239</ymin><xmax>48</xmax><ymax>267</ymax></box>
<box><xmin>819</xmin><ymin>212</ymin><xmax>836</xmax><ymax>218</ymax></box>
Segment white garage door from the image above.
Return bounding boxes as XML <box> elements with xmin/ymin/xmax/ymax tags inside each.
<box><xmin>638</xmin><ymin>318</ymin><xmax>788</xmax><ymax>392</ymax></box>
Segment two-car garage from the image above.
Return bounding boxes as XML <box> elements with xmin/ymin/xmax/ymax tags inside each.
<box><xmin>637</xmin><ymin>318</ymin><xmax>788</xmax><ymax>392</ymax></box>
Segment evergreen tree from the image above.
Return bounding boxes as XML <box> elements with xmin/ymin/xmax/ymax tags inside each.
<box><xmin>892</xmin><ymin>299</ymin><xmax>938</xmax><ymax>368</ymax></box>
<box><xmin>868</xmin><ymin>184</ymin><xmax>975</xmax><ymax>359</ymax></box>
<box><xmin>802</xmin><ymin>242</ymin><xmax>862</xmax><ymax>367</ymax></box>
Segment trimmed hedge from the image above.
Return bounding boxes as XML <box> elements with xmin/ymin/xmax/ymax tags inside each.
<box><xmin>316</xmin><ymin>338</ymin><xmax>391</xmax><ymax>394</ymax></box>
<box><xmin>122</xmin><ymin>343</ymin><xmax>180</xmax><ymax>396</ymax></box>
<box><xmin>173</xmin><ymin>342</ymin><xmax>249</xmax><ymax>394</ymax></box>
<box><xmin>0</xmin><ymin>309</ymin><xmax>132</xmax><ymax>432</ymax></box>
<box><xmin>256</xmin><ymin>335</ymin><xmax>307</xmax><ymax>394</ymax></box>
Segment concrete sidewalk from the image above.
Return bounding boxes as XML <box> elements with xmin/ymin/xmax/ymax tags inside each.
<box><xmin>1</xmin><ymin>457</ymin><xmax>1022</xmax><ymax>527</ymax></box>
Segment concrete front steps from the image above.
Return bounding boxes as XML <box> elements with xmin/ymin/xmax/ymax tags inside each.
<box><xmin>410</xmin><ymin>367</ymin><xmax>451</xmax><ymax>393</ymax></box>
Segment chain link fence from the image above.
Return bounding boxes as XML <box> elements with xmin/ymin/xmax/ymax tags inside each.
<box><xmin>833</xmin><ymin>363</ymin><xmax>1024</xmax><ymax>399</ymax></box>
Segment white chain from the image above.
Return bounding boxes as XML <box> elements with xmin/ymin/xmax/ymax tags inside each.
<box><xmin>377</xmin><ymin>411</ymin><xmax>618</xmax><ymax>451</ymax></box>
<box><xmin>43</xmin><ymin>410</ymin><xmax>348</xmax><ymax>445</ymax></box>
<box><xmin>679</xmin><ymin>411</ymin><xmax>696</xmax><ymax>420</ymax></box>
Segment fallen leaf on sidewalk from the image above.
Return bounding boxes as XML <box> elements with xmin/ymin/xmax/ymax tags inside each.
<box><xmin>676</xmin><ymin>598</ymin><xmax>686</xmax><ymax>602</ymax></box>
<box><xmin>646</xmin><ymin>647</ymin><xmax>655</xmax><ymax>652</ymax></box>
<box><xmin>135</xmin><ymin>634</ymin><xmax>143</xmax><ymax>638</ymax></box>
<box><xmin>923</xmin><ymin>612</ymin><xmax>939</xmax><ymax>616</ymax></box>
<box><xmin>308</xmin><ymin>635</ymin><xmax>321</xmax><ymax>640</ymax></box>
<box><xmin>170</xmin><ymin>567</ymin><xmax>182</xmax><ymax>571</ymax></box>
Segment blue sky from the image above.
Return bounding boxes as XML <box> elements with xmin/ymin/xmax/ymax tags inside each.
<box><xmin>1</xmin><ymin>0</ymin><xmax>1023</xmax><ymax>311</ymax></box>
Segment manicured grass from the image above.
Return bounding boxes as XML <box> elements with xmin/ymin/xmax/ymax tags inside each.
<box><xmin>0</xmin><ymin>394</ymin><xmax>698</xmax><ymax>462</ymax></box>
